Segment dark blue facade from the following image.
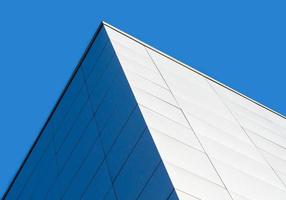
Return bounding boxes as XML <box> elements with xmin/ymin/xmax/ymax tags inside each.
<box><xmin>3</xmin><ymin>23</ymin><xmax>176</xmax><ymax>200</ymax></box>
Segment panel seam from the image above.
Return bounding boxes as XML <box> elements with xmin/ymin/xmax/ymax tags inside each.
<box><xmin>207</xmin><ymin>80</ymin><xmax>286</xmax><ymax>190</ymax></box>
<box><xmin>80</xmin><ymin>67</ymin><xmax>120</xmax><ymax>200</ymax></box>
<box><xmin>144</xmin><ymin>47</ymin><xmax>235</xmax><ymax>200</ymax></box>
<box><xmin>103</xmin><ymin>22</ymin><xmax>285</xmax><ymax>119</ymax></box>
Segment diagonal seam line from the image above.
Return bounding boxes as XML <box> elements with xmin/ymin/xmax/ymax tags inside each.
<box><xmin>138</xmin><ymin>104</ymin><xmax>189</xmax><ymax>128</ymax></box>
<box><xmin>45</xmin><ymin>67</ymin><xmax>123</xmax><ymax>198</ymax></box>
<box><xmin>207</xmin><ymin>80</ymin><xmax>286</xmax><ymax>190</ymax></box>
<box><xmin>133</xmin><ymin>86</ymin><xmax>180</xmax><ymax>108</ymax></box>
<box><xmin>16</xmin><ymin>108</ymin><xmax>95</xmax><ymax>200</ymax></box>
<box><xmin>175</xmin><ymin>188</ymin><xmax>202</xmax><ymax>200</ymax></box>
<box><xmin>111</xmin><ymin>127</ymin><xmax>148</xmax><ymax>184</ymax></box>
<box><xmin>56</xmin><ymin>54</ymin><xmax>118</xmax><ymax>154</ymax></box>
<box><xmin>83</xmin><ymin>39</ymin><xmax>109</xmax><ymax>78</ymax></box>
<box><xmin>15</xmin><ymin>80</ymin><xmax>90</xmax><ymax>199</ymax></box>
<box><xmin>148</xmin><ymin>127</ymin><xmax>205</xmax><ymax>154</ymax></box>
<box><xmin>144</xmin><ymin>47</ymin><xmax>235</xmax><ymax>200</ymax></box>
<box><xmin>77</xmin><ymin>103</ymin><xmax>138</xmax><ymax>200</ymax></box>
<box><xmin>124</xmin><ymin>68</ymin><xmax>170</xmax><ymax>91</ymax></box>
<box><xmin>166</xmin><ymin>161</ymin><xmax>227</xmax><ymax>189</ymax></box>
<box><xmin>166</xmin><ymin>188</ymin><xmax>175</xmax><ymax>200</ymax></box>
<box><xmin>43</xmin><ymin>116</ymin><xmax>96</xmax><ymax>199</ymax></box>
<box><xmin>15</xmin><ymin>138</ymin><xmax>53</xmax><ymax>199</ymax></box>
<box><xmin>55</xmin><ymin>96</ymin><xmax>90</xmax><ymax>154</ymax></box>
<box><xmin>51</xmin><ymin>134</ymin><xmax>61</xmax><ymax>177</ymax></box>
<box><xmin>45</xmin><ymin>135</ymin><xmax>102</xmax><ymax>200</ymax></box>
<box><xmin>54</xmin><ymin>49</ymin><xmax>116</xmax><ymax>155</ymax></box>
<box><xmin>135</xmin><ymin>160</ymin><xmax>162</xmax><ymax>200</ymax></box>
<box><xmin>79</xmin><ymin>104</ymin><xmax>139</xmax><ymax>199</ymax></box>
<box><xmin>103</xmin><ymin>22</ymin><xmax>286</xmax><ymax>119</ymax></box>
<box><xmin>56</xmin><ymin>54</ymin><xmax>117</xmax><ymax>155</ymax></box>
<box><xmin>80</xmin><ymin>67</ymin><xmax>119</xmax><ymax>200</ymax></box>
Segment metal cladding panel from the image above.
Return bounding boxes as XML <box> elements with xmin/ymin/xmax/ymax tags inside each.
<box><xmin>105</xmin><ymin>24</ymin><xmax>286</xmax><ymax>200</ymax></box>
<box><xmin>4</xmin><ymin>23</ymin><xmax>286</xmax><ymax>200</ymax></box>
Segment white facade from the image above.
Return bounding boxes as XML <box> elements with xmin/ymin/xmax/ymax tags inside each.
<box><xmin>105</xmin><ymin>23</ymin><xmax>286</xmax><ymax>200</ymax></box>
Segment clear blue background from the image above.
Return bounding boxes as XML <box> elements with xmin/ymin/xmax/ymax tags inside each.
<box><xmin>0</xmin><ymin>0</ymin><xmax>285</xmax><ymax>196</ymax></box>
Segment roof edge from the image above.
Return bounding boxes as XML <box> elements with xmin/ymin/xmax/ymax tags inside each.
<box><xmin>102</xmin><ymin>21</ymin><xmax>285</xmax><ymax>120</ymax></box>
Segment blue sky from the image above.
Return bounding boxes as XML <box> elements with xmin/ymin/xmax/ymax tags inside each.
<box><xmin>0</xmin><ymin>0</ymin><xmax>285</xmax><ymax>196</ymax></box>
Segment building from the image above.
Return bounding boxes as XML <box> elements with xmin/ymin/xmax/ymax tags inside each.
<box><xmin>3</xmin><ymin>22</ymin><xmax>286</xmax><ymax>200</ymax></box>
